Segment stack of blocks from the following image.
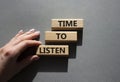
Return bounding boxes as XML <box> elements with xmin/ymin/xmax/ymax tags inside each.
<box><xmin>36</xmin><ymin>19</ymin><xmax>84</xmax><ymax>57</ymax></box>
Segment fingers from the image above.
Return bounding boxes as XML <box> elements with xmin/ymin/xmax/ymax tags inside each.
<box><xmin>9</xmin><ymin>30</ymin><xmax>24</xmax><ymax>44</ymax></box>
<box><xmin>17</xmin><ymin>30</ymin><xmax>40</xmax><ymax>42</ymax></box>
<box><xmin>17</xmin><ymin>55</ymin><xmax>40</xmax><ymax>71</ymax></box>
<box><xmin>19</xmin><ymin>29</ymin><xmax>40</xmax><ymax>40</ymax></box>
<box><xmin>22</xmin><ymin>31</ymin><xmax>40</xmax><ymax>40</ymax></box>
<box><xmin>11</xmin><ymin>30</ymin><xmax>24</xmax><ymax>40</ymax></box>
<box><xmin>15</xmin><ymin>29</ymin><xmax>35</xmax><ymax>37</ymax></box>
<box><xmin>23</xmin><ymin>29</ymin><xmax>35</xmax><ymax>35</ymax></box>
<box><xmin>15</xmin><ymin>29</ymin><xmax>41</xmax><ymax>69</ymax></box>
<box><xmin>10</xmin><ymin>29</ymin><xmax>40</xmax><ymax>46</ymax></box>
<box><xmin>16</xmin><ymin>30</ymin><xmax>24</xmax><ymax>37</ymax></box>
<box><xmin>14</xmin><ymin>40</ymin><xmax>41</xmax><ymax>57</ymax></box>
<box><xmin>10</xmin><ymin>29</ymin><xmax>41</xmax><ymax>57</ymax></box>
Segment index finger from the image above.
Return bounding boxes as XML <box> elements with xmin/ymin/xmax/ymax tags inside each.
<box><xmin>14</xmin><ymin>40</ymin><xmax>41</xmax><ymax>57</ymax></box>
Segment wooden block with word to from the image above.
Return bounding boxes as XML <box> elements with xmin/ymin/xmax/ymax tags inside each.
<box><xmin>45</xmin><ymin>31</ymin><xmax>77</xmax><ymax>43</ymax></box>
<box><xmin>36</xmin><ymin>45</ymin><xmax>69</xmax><ymax>56</ymax></box>
<box><xmin>52</xmin><ymin>19</ymin><xmax>84</xmax><ymax>30</ymax></box>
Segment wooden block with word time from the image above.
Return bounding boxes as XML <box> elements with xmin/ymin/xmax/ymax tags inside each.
<box><xmin>45</xmin><ymin>31</ymin><xmax>77</xmax><ymax>43</ymax></box>
<box><xmin>52</xmin><ymin>19</ymin><xmax>84</xmax><ymax>30</ymax></box>
<box><xmin>36</xmin><ymin>45</ymin><xmax>69</xmax><ymax>56</ymax></box>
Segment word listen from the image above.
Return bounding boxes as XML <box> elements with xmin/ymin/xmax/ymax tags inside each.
<box><xmin>36</xmin><ymin>45</ymin><xmax>69</xmax><ymax>56</ymax></box>
<box><xmin>45</xmin><ymin>31</ymin><xmax>77</xmax><ymax>42</ymax></box>
<box><xmin>52</xmin><ymin>19</ymin><xmax>83</xmax><ymax>30</ymax></box>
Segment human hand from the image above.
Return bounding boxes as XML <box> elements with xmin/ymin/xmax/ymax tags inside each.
<box><xmin>0</xmin><ymin>29</ymin><xmax>41</xmax><ymax>82</ymax></box>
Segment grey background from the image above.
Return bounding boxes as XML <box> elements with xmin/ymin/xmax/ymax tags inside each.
<box><xmin>0</xmin><ymin>0</ymin><xmax>120</xmax><ymax>82</ymax></box>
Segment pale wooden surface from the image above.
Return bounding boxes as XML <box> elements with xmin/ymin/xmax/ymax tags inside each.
<box><xmin>45</xmin><ymin>31</ymin><xmax>77</xmax><ymax>42</ymax></box>
<box><xmin>52</xmin><ymin>19</ymin><xmax>84</xmax><ymax>30</ymax></box>
<box><xmin>36</xmin><ymin>45</ymin><xmax>69</xmax><ymax>56</ymax></box>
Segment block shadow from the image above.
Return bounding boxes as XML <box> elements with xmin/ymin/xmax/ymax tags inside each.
<box><xmin>9</xmin><ymin>29</ymin><xmax>83</xmax><ymax>82</ymax></box>
<box><xmin>45</xmin><ymin>29</ymin><xmax>83</xmax><ymax>58</ymax></box>
<box><xmin>9</xmin><ymin>46</ymin><xmax>68</xmax><ymax>82</ymax></box>
<box><xmin>77</xmin><ymin>29</ymin><xmax>83</xmax><ymax>46</ymax></box>
<box><xmin>36</xmin><ymin>57</ymin><xmax>68</xmax><ymax>72</ymax></box>
<box><xmin>17</xmin><ymin>45</ymin><xmax>68</xmax><ymax>72</ymax></box>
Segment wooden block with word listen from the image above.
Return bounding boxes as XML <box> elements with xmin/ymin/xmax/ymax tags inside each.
<box><xmin>36</xmin><ymin>45</ymin><xmax>69</xmax><ymax>56</ymax></box>
<box><xmin>52</xmin><ymin>19</ymin><xmax>84</xmax><ymax>30</ymax></box>
<box><xmin>45</xmin><ymin>31</ymin><xmax>77</xmax><ymax>43</ymax></box>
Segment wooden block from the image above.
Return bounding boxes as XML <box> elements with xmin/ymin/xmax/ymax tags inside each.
<box><xmin>36</xmin><ymin>45</ymin><xmax>69</xmax><ymax>56</ymax></box>
<box><xmin>45</xmin><ymin>31</ymin><xmax>77</xmax><ymax>42</ymax></box>
<box><xmin>52</xmin><ymin>19</ymin><xmax>84</xmax><ymax>30</ymax></box>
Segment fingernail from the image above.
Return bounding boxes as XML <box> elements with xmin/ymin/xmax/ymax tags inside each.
<box><xmin>29</xmin><ymin>29</ymin><xmax>35</xmax><ymax>32</ymax></box>
<box><xmin>40</xmin><ymin>41</ymin><xmax>42</xmax><ymax>44</ymax></box>
<box><xmin>33</xmin><ymin>56</ymin><xmax>40</xmax><ymax>61</ymax></box>
<box><xmin>18</xmin><ymin>29</ymin><xmax>23</xmax><ymax>33</ymax></box>
<box><xmin>35</xmin><ymin>31</ymin><xmax>40</xmax><ymax>34</ymax></box>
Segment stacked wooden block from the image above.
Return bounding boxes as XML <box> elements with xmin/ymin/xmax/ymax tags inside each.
<box><xmin>36</xmin><ymin>19</ymin><xmax>84</xmax><ymax>57</ymax></box>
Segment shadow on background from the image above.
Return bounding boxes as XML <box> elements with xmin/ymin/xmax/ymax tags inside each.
<box><xmin>36</xmin><ymin>57</ymin><xmax>68</xmax><ymax>72</ymax></box>
<box><xmin>9</xmin><ymin>46</ymin><xmax>68</xmax><ymax>82</ymax></box>
<box><xmin>77</xmin><ymin>29</ymin><xmax>83</xmax><ymax>46</ymax></box>
<box><xmin>9</xmin><ymin>29</ymin><xmax>83</xmax><ymax>82</ymax></box>
<box><xmin>9</xmin><ymin>62</ymin><xmax>39</xmax><ymax>82</ymax></box>
<box><xmin>45</xmin><ymin>29</ymin><xmax>83</xmax><ymax>58</ymax></box>
<box><xmin>9</xmin><ymin>57</ymin><xmax>68</xmax><ymax>82</ymax></box>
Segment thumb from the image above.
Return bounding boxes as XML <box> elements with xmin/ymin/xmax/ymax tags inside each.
<box><xmin>17</xmin><ymin>55</ymin><xmax>40</xmax><ymax>70</ymax></box>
